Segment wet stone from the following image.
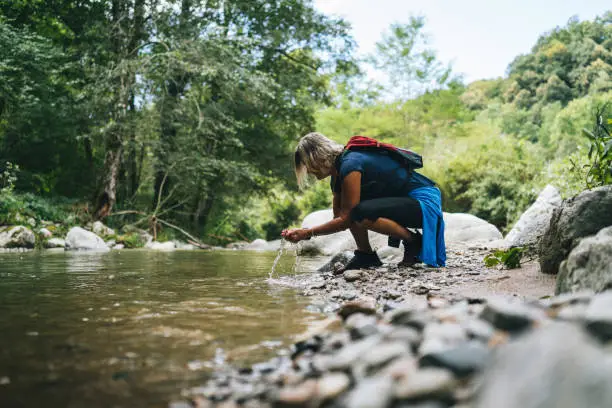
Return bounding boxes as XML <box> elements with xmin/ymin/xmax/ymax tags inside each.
<box><xmin>393</xmin><ymin>368</ymin><xmax>457</xmax><ymax>401</ymax></box>
<box><xmin>584</xmin><ymin>291</ymin><xmax>612</xmax><ymax>342</ymax></box>
<box><xmin>309</xmin><ymin>281</ymin><xmax>326</xmax><ymax>290</ymax></box>
<box><xmin>480</xmin><ymin>297</ymin><xmax>541</xmax><ymax>333</ymax></box>
<box><xmin>420</xmin><ymin>342</ymin><xmax>490</xmax><ymax>378</ymax></box>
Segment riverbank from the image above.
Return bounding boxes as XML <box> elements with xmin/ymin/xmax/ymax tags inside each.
<box><xmin>163</xmin><ymin>242</ymin><xmax>578</xmax><ymax>408</ymax></box>
<box><xmin>174</xmin><ymin>248</ymin><xmax>612</xmax><ymax>408</ymax></box>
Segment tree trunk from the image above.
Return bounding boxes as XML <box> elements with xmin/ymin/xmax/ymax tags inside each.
<box><xmin>94</xmin><ymin>135</ymin><xmax>123</xmax><ymax>219</ymax></box>
<box><xmin>152</xmin><ymin>0</ymin><xmax>192</xmax><ymax>209</ymax></box>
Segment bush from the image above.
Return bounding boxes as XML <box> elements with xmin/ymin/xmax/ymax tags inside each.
<box><xmin>435</xmin><ymin>136</ymin><xmax>542</xmax><ymax>231</ymax></box>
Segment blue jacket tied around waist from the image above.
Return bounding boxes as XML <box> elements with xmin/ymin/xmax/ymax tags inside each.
<box><xmin>408</xmin><ymin>186</ymin><xmax>446</xmax><ymax>267</ymax></box>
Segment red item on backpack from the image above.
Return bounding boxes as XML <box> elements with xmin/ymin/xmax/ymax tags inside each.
<box><xmin>344</xmin><ymin>136</ymin><xmax>423</xmax><ymax>170</ymax></box>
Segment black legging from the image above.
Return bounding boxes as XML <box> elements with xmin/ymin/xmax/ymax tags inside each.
<box><xmin>350</xmin><ymin>197</ymin><xmax>423</xmax><ymax>228</ymax></box>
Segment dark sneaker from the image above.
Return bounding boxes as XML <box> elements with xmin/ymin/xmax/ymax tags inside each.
<box><xmin>399</xmin><ymin>231</ymin><xmax>422</xmax><ymax>266</ymax></box>
<box><xmin>336</xmin><ymin>250</ymin><xmax>382</xmax><ymax>273</ymax></box>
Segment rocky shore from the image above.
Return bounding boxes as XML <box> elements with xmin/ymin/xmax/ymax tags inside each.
<box><xmin>176</xmin><ymin>286</ymin><xmax>612</xmax><ymax>408</ymax></box>
<box><xmin>172</xmin><ymin>184</ymin><xmax>612</xmax><ymax>408</ymax></box>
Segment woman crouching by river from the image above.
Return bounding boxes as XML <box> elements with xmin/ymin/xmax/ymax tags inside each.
<box><xmin>282</xmin><ymin>132</ymin><xmax>446</xmax><ymax>271</ymax></box>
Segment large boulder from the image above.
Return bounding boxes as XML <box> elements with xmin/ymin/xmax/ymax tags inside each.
<box><xmin>0</xmin><ymin>226</ymin><xmax>36</xmax><ymax>248</ymax></box>
<box><xmin>539</xmin><ymin>185</ymin><xmax>612</xmax><ymax>275</ymax></box>
<box><xmin>476</xmin><ymin>322</ymin><xmax>612</xmax><ymax>408</ymax></box>
<box><xmin>244</xmin><ymin>239</ymin><xmax>282</xmax><ymax>251</ymax></box>
<box><xmin>443</xmin><ymin>213</ymin><xmax>502</xmax><ymax>245</ymax></box>
<box><xmin>556</xmin><ymin>226</ymin><xmax>612</xmax><ymax>295</ymax></box>
<box><xmin>505</xmin><ymin>185</ymin><xmax>562</xmax><ymax>247</ymax></box>
<box><xmin>299</xmin><ymin>209</ymin><xmax>389</xmax><ymax>256</ymax></box>
<box><xmin>298</xmin><ymin>209</ymin><xmax>503</xmax><ymax>256</ymax></box>
<box><xmin>145</xmin><ymin>241</ymin><xmax>176</xmax><ymax>251</ymax></box>
<box><xmin>65</xmin><ymin>227</ymin><xmax>109</xmax><ymax>251</ymax></box>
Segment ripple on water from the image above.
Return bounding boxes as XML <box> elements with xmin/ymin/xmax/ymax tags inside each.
<box><xmin>0</xmin><ymin>249</ymin><xmax>324</xmax><ymax>408</ymax></box>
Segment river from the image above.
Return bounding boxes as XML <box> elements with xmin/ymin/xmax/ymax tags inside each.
<box><xmin>0</xmin><ymin>249</ymin><xmax>323</xmax><ymax>408</ymax></box>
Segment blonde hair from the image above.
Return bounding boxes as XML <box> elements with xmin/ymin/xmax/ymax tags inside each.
<box><xmin>294</xmin><ymin>132</ymin><xmax>344</xmax><ymax>189</ymax></box>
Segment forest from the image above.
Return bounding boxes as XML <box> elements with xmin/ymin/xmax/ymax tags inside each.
<box><xmin>0</xmin><ymin>1</ymin><xmax>610</xmax><ymax>245</ymax></box>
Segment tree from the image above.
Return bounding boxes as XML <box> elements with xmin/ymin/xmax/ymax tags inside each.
<box><xmin>370</xmin><ymin>16</ymin><xmax>455</xmax><ymax>101</ymax></box>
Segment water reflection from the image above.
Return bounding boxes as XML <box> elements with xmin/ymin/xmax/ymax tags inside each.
<box><xmin>0</xmin><ymin>250</ymin><xmax>320</xmax><ymax>408</ymax></box>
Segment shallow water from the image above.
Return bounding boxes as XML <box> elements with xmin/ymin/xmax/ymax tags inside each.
<box><xmin>0</xmin><ymin>249</ymin><xmax>322</xmax><ymax>408</ymax></box>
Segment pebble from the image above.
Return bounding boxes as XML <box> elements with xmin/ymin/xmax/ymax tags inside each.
<box><xmin>316</xmin><ymin>372</ymin><xmax>350</xmax><ymax>400</ymax></box>
<box><xmin>272</xmin><ymin>379</ymin><xmax>317</xmax><ymax>407</ymax></box>
<box><xmin>359</xmin><ymin>340</ymin><xmax>411</xmax><ymax>374</ymax></box>
<box><xmin>384</xmin><ymin>327</ymin><xmax>422</xmax><ymax>350</ymax></box>
<box><xmin>337</xmin><ymin>298</ymin><xmax>377</xmax><ymax>320</ymax></box>
<box><xmin>420</xmin><ymin>342</ymin><xmax>489</xmax><ymax>378</ymax></box>
<box><xmin>343</xmin><ymin>270</ymin><xmax>363</xmax><ymax>282</ymax></box>
<box><xmin>343</xmin><ymin>376</ymin><xmax>394</xmax><ymax>408</ymax></box>
<box><xmin>315</xmin><ymin>335</ymin><xmax>381</xmax><ymax>371</ymax></box>
<box><xmin>393</xmin><ymin>368</ymin><xmax>457</xmax><ymax>401</ymax></box>
<box><xmin>480</xmin><ymin>296</ymin><xmax>540</xmax><ymax>333</ymax></box>
<box><xmin>462</xmin><ymin>318</ymin><xmax>496</xmax><ymax>342</ymax></box>
<box><xmin>584</xmin><ymin>291</ymin><xmax>612</xmax><ymax>341</ymax></box>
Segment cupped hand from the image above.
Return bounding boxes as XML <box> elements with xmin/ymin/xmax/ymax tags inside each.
<box><xmin>281</xmin><ymin>228</ymin><xmax>311</xmax><ymax>243</ymax></box>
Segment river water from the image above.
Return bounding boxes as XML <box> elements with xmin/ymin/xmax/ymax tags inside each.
<box><xmin>0</xmin><ymin>249</ymin><xmax>322</xmax><ymax>408</ymax></box>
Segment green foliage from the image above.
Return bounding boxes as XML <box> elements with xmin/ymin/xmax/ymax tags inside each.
<box><xmin>116</xmin><ymin>232</ymin><xmax>145</xmax><ymax>249</ymax></box>
<box><xmin>262</xmin><ymin>201</ymin><xmax>301</xmax><ymax>241</ymax></box>
<box><xmin>484</xmin><ymin>247</ymin><xmax>524</xmax><ymax>269</ymax></box>
<box><xmin>436</xmin><ymin>138</ymin><xmax>541</xmax><ymax>230</ymax></box>
<box><xmin>505</xmin><ymin>13</ymin><xmax>612</xmax><ymax>109</ymax></box>
<box><xmin>370</xmin><ymin>15</ymin><xmax>457</xmax><ymax>100</ymax></box>
<box><xmin>0</xmin><ymin>161</ymin><xmax>18</xmax><ymax>195</ymax></box>
<box><xmin>581</xmin><ymin>104</ymin><xmax>612</xmax><ymax>187</ymax></box>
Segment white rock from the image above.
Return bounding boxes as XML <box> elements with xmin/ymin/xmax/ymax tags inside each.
<box><xmin>244</xmin><ymin>239</ymin><xmax>282</xmax><ymax>251</ymax></box>
<box><xmin>299</xmin><ymin>208</ymin><xmax>502</xmax><ymax>255</ymax></box>
<box><xmin>92</xmin><ymin>221</ymin><xmax>115</xmax><ymax>237</ymax></box>
<box><xmin>0</xmin><ymin>226</ymin><xmax>36</xmax><ymax>248</ymax></box>
<box><xmin>113</xmin><ymin>244</ymin><xmax>125</xmax><ymax>250</ymax></box>
<box><xmin>299</xmin><ymin>209</ymin><xmax>389</xmax><ymax>256</ymax></box>
<box><xmin>505</xmin><ymin>185</ymin><xmax>562</xmax><ymax>247</ymax></box>
<box><xmin>39</xmin><ymin>228</ymin><xmax>52</xmax><ymax>238</ymax></box>
<box><xmin>145</xmin><ymin>241</ymin><xmax>176</xmax><ymax>251</ymax></box>
<box><xmin>443</xmin><ymin>213</ymin><xmax>502</xmax><ymax>244</ymax></box>
<box><xmin>65</xmin><ymin>227</ymin><xmax>109</xmax><ymax>251</ymax></box>
<box><xmin>174</xmin><ymin>241</ymin><xmax>196</xmax><ymax>250</ymax></box>
<box><xmin>45</xmin><ymin>238</ymin><xmax>66</xmax><ymax>248</ymax></box>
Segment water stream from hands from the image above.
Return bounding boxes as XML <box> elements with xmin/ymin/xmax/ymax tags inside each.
<box><xmin>267</xmin><ymin>239</ymin><xmax>300</xmax><ymax>286</ymax></box>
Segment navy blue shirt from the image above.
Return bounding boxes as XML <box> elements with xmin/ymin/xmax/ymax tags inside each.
<box><xmin>331</xmin><ymin>150</ymin><xmax>435</xmax><ymax>200</ymax></box>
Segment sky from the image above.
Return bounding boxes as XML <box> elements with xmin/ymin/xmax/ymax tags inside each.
<box><xmin>313</xmin><ymin>0</ymin><xmax>610</xmax><ymax>83</ymax></box>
